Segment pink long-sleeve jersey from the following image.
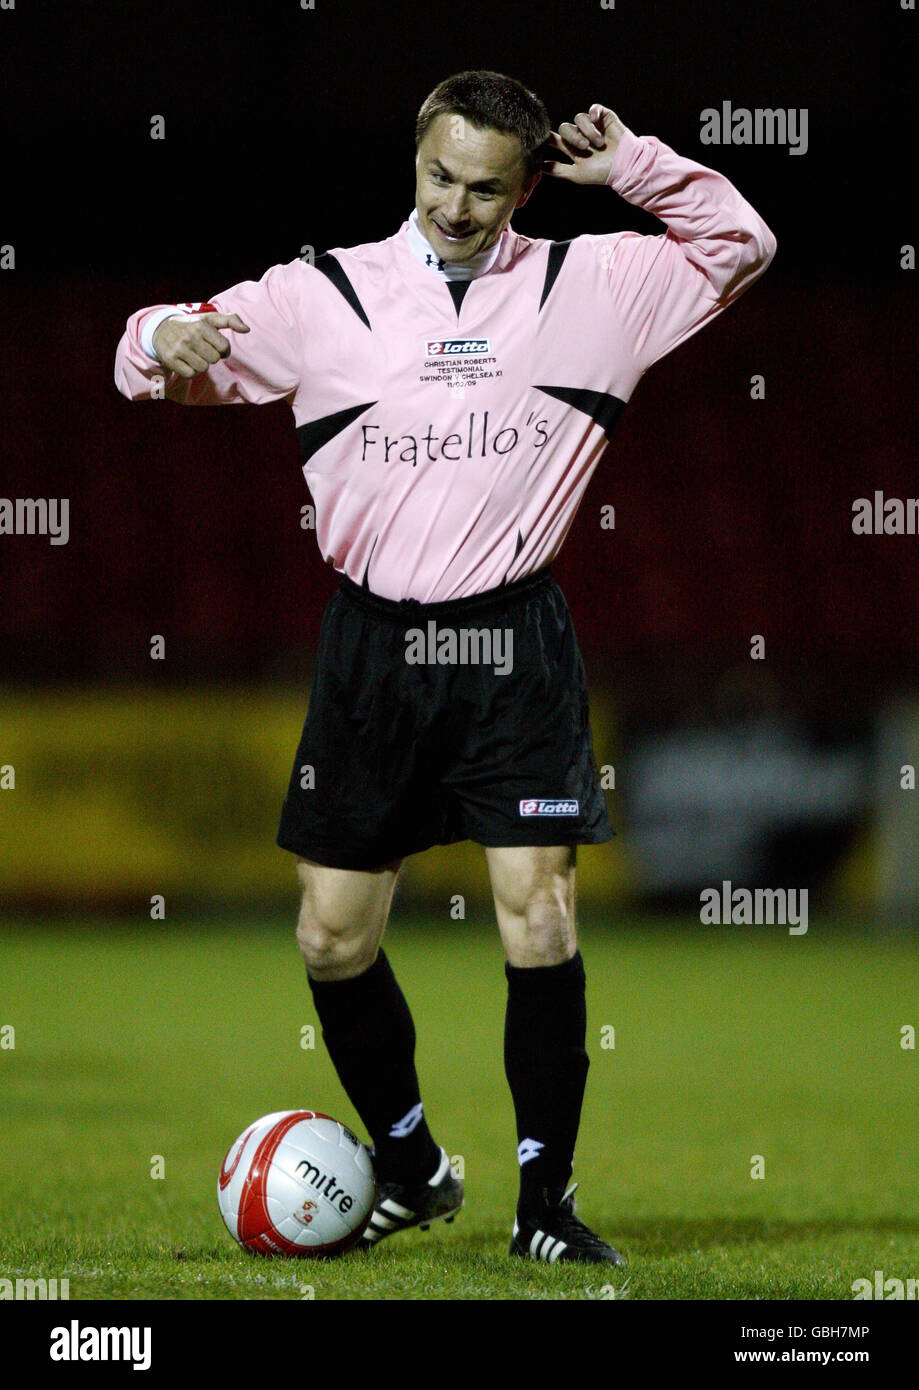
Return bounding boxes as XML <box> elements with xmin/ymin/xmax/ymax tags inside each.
<box><xmin>115</xmin><ymin>126</ymin><xmax>776</xmax><ymax>602</ymax></box>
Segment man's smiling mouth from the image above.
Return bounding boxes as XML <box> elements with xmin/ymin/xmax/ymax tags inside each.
<box><xmin>432</xmin><ymin>220</ymin><xmax>475</xmax><ymax>241</ymax></box>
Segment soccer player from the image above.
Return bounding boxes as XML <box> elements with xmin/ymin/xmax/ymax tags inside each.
<box><xmin>115</xmin><ymin>71</ymin><xmax>775</xmax><ymax>1266</ymax></box>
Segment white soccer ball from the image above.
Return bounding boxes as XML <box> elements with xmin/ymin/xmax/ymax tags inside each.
<box><xmin>217</xmin><ymin>1110</ymin><xmax>377</xmax><ymax>1257</ymax></box>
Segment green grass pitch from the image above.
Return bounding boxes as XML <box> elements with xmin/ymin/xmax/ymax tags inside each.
<box><xmin>1</xmin><ymin>914</ymin><xmax>917</xmax><ymax>1300</ymax></box>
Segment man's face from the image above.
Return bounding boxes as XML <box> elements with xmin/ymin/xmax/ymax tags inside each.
<box><xmin>415</xmin><ymin>112</ymin><xmax>538</xmax><ymax>262</ymax></box>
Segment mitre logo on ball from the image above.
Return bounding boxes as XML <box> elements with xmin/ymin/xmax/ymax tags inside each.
<box><xmin>217</xmin><ymin>1110</ymin><xmax>377</xmax><ymax>1257</ymax></box>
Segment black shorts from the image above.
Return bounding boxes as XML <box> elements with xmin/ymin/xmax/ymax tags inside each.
<box><xmin>276</xmin><ymin>566</ymin><xmax>614</xmax><ymax>871</ymax></box>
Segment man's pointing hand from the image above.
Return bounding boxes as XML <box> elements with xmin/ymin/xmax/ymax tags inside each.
<box><xmin>152</xmin><ymin>311</ymin><xmax>250</xmax><ymax>379</ymax></box>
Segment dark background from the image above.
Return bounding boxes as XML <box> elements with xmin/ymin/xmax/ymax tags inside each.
<box><xmin>1</xmin><ymin>0</ymin><xmax>915</xmax><ymax>703</ymax></box>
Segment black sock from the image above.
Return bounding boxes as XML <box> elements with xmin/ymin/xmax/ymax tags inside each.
<box><xmin>504</xmin><ymin>951</ymin><xmax>590</xmax><ymax>1214</ymax></box>
<box><xmin>307</xmin><ymin>949</ymin><xmax>440</xmax><ymax>1185</ymax></box>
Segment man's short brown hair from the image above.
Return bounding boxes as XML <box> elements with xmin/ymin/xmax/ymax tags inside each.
<box><xmin>415</xmin><ymin>70</ymin><xmax>551</xmax><ymax>179</ymax></box>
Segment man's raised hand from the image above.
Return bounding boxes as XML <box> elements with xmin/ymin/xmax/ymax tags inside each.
<box><xmin>542</xmin><ymin>104</ymin><xmax>626</xmax><ymax>186</ymax></box>
<box><xmin>152</xmin><ymin>311</ymin><xmax>250</xmax><ymax>379</ymax></box>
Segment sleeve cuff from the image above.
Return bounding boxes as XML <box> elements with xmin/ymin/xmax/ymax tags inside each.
<box><xmin>140</xmin><ymin>307</ymin><xmax>184</xmax><ymax>362</ymax></box>
<box><xmin>605</xmin><ymin>126</ymin><xmax>643</xmax><ymax>193</ymax></box>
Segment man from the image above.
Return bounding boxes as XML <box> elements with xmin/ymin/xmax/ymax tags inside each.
<box><xmin>115</xmin><ymin>70</ymin><xmax>775</xmax><ymax>1266</ymax></box>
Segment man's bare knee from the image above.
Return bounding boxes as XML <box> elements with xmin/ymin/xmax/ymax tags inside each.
<box><xmin>486</xmin><ymin>846</ymin><xmax>578</xmax><ymax>967</ymax></box>
<box><xmin>295</xmin><ymin>898</ymin><xmax>380</xmax><ymax>981</ymax></box>
<box><xmin>293</xmin><ymin>857</ymin><xmax>399</xmax><ymax>981</ymax></box>
<box><xmin>522</xmin><ymin>883</ymin><xmax>575</xmax><ymax>952</ymax></box>
<box><xmin>296</xmin><ymin>919</ymin><xmax>375</xmax><ymax>980</ymax></box>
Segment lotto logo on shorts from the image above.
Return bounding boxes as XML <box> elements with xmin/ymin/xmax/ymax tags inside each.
<box><xmin>519</xmin><ymin>799</ymin><xmax>580</xmax><ymax>817</ymax></box>
<box><xmin>425</xmin><ymin>338</ymin><xmax>491</xmax><ymax>356</ymax></box>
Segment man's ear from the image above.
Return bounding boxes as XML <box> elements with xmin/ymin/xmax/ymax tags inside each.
<box><xmin>516</xmin><ymin>170</ymin><xmax>542</xmax><ymax>209</ymax></box>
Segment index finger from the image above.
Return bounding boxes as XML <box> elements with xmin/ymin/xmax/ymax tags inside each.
<box><xmin>204</xmin><ymin>312</ymin><xmax>250</xmax><ymax>332</ymax></box>
<box><xmin>544</xmin><ymin>130</ymin><xmax>577</xmax><ymax>156</ymax></box>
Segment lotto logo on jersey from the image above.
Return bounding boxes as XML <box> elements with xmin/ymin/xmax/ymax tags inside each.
<box><xmin>519</xmin><ymin>799</ymin><xmax>580</xmax><ymax>817</ymax></box>
<box><xmin>426</xmin><ymin>338</ymin><xmax>491</xmax><ymax>356</ymax></box>
<box><xmin>176</xmin><ymin>301</ymin><xmax>218</xmax><ymax>315</ymax></box>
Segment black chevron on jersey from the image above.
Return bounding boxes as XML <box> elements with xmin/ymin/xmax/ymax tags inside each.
<box><xmin>533</xmin><ymin>385</ymin><xmax>626</xmax><ymax>440</ymax></box>
<box><xmin>361</xmin><ymin>535</ymin><xmax>379</xmax><ymax>589</ymax></box>
<box><xmin>500</xmin><ymin>530</ymin><xmax>526</xmax><ymax>586</ymax></box>
<box><xmin>313</xmin><ymin>253</ymin><xmax>372</xmax><ymax>330</ymax></box>
<box><xmin>538</xmin><ymin>241</ymin><xmax>574</xmax><ymax>312</ymax></box>
<box><xmin>447</xmin><ymin>281</ymin><xmax>472</xmax><ymax>316</ymax></box>
<box><xmin>297</xmin><ymin>402</ymin><xmax>377</xmax><ymax>465</ymax></box>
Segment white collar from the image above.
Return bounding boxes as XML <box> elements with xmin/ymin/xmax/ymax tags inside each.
<box><xmin>407</xmin><ymin>209</ymin><xmax>504</xmax><ymax>280</ymax></box>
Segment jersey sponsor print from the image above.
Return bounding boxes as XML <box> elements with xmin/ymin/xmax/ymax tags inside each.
<box><xmin>116</xmin><ymin>125</ymin><xmax>775</xmax><ymax>603</ymax></box>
